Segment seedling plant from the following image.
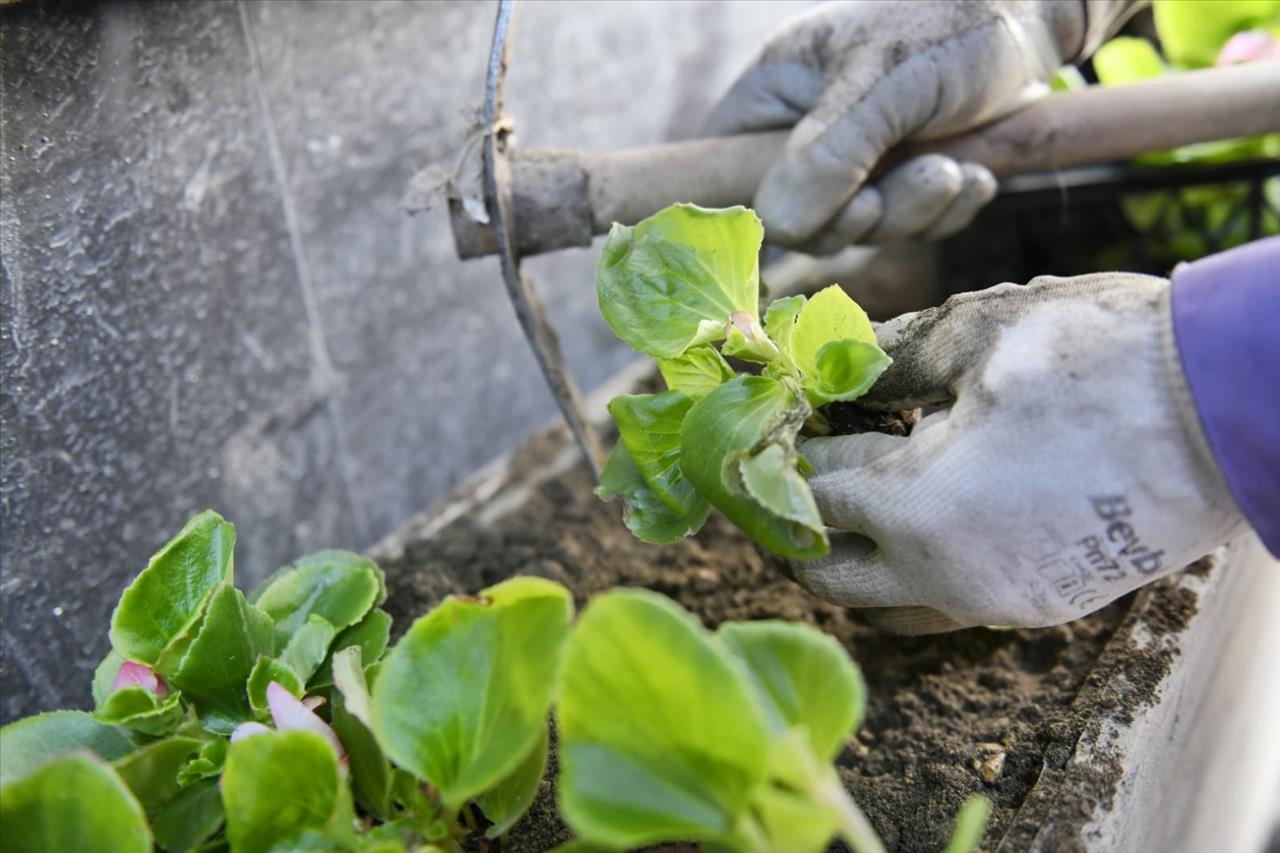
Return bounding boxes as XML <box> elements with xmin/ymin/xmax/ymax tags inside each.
<box><xmin>594</xmin><ymin>203</ymin><xmax>892</xmax><ymax>558</ymax></box>
<box><xmin>0</xmin><ymin>512</ymin><xmax>988</xmax><ymax>852</ymax></box>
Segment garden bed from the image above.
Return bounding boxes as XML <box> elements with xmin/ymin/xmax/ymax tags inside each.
<box><xmin>368</xmin><ymin>372</ymin><xmax>1272</xmax><ymax>852</ymax></box>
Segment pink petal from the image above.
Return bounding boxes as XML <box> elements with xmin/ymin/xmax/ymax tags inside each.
<box><xmin>230</xmin><ymin>721</ymin><xmax>272</xmax><ymax>743</ymax></box>
<box><xmin>266</xmin><ymin>681</ymin><xmax>345</xmax><ymax>759</ymax></box>
<box><xmin>302</xmin><ymin>696</ymin><xmax>326</xmax><ymax>712</ymax></box>
<box><xmin>1218</xmin><ymin>30</ymin><xmax>1280</xmax><ymax>65</ymax></box>
<box><xmin>113</xmin><ymin>661</ymin><xmax>166</xmax><ymax>698</ymax></box>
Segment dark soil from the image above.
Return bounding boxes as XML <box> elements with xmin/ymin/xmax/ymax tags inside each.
<box><xmin>371</xmin><ymin>426</ymin><xmax>1202</xmax><ymax>852</ymax></box>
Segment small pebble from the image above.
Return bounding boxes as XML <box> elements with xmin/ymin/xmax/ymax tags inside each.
<box><xmin>974</xmin><ymin>742</ymin><xmax>1006</xmax><ymax>784</ymax></box>
<box><xmin>692</xmin><ymin>568</ymin><xmax>719</xmax><ymax>592</ymax></box>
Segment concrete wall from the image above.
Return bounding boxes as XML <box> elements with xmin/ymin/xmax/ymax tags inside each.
<box><xmin>0</xmin><ymin>0</ymin><xmax>802</xmax><ymax>721</ymax></box>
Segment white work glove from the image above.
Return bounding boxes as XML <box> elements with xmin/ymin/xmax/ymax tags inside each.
<box><xmin>791</xmin><ymin>274</ymin><xmax>1246</xmax><ymax>634</ymax></box>
<box><xmin>706</xmin><ymin>0</ymin><xmax>1141</xmax><ymax>253</ymax></box>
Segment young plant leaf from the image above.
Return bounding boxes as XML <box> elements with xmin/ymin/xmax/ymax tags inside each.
<box><xmin>112</xmin><ymin>735</ymin><xmax>204</xmax><ymax>813</ymax></box>
<box><xmin>331</xmin><ymin>669</ymin><xmax>394</xmax><ymax>821</ymax></box>
<box><xmin>170</xmin><ymin>584</ymin><xmax>276</xmax><ymax>730</ymax></box>
<box><xmin>331</xmin><ymin>646</ymin><xmax>373</xmax><ymax>729</ymax></box>
<box><xmin>597</xmin><ymin>204</ymin><xmax>763</xmax><ymax>358</ymax></box>
<box><xmin>609</xmin><ymin>391</ymin><xmax>706</xmax><ymax>521</ymax></box>
<box><xmin>717</xmin><ymin>621</ymin><xmax>866</xmax><ymax>762</ymax></box>
<box><xmin>809</xmin><ymin>339</ymin><xmax>892</xmax><ymax>405</ymax></box>
<box><xmin>477</xmin><ymin>724</ymin><xmax>549</xmax><ymax>839</ymax></box>
<box><xmin>779</xmin><ymin>285</ymin><xmax>889</xmax><ymax>406</ymax></box>
<box><xmin>0</xmin><ymin>752</ymin><xmax>152</xmax><ymax>853</ymax></box>
<box><xmin>222</xmin><ymin>730</ymin><xmax>354</xmax><ymax>853</ymax></box>
<box><xmin>763</xmin><ymin>295</ymin><xmax>806</xmax><ymax>357</ymax></box>
<box><xmin>109</xmin><ymin>510</ymin><xmax>236</xmax><ymax>668</ymax></box>
<box><xmin>680</xmin><ymin>376</ymin><xmax>827</xmax><ymax>558</ymax></box>
<box><xmin>556</xmin><ymin>589</ymin><xmax>770</xmax><ymax>850</ymax></box>
<box><xmin>0</xmin><ymin>711</ymin><xmax>136</xmax><ymax>785</ymax></box>
<box><xmin>281</xmin><ymin>614</ymin><xmax>338</xmax><ymax>682</ymax></box>
<box><xmin>371</xmin><ymin>577</ymin><xmax>573</xmax><ymax>812</ymax></box>
<box><xmin>151</xmin><ymin>779</ymin><xmax>225</xmax><ymax>853</ymax></box>
<box><xmin>176</xmin><ymin>738</ymin><xmax>228</xmax><ymax>787</ymax></box>
<box><xmin>596</xmin><ymin>443</ymin><xmax>710</xmax><ymax>545</ymax></box>
<box><xmin>254</xmin><ymin>551</ymin><xmax>385</xmax><ymax>644</ymax></box>
<box><xmin>657</xmin><ymin>345</ymin><xmax>735</xmax><ymax>399</ymax></box>
<box><xmin>91</xmin><ymin>651</ymin><xmax>127</xmax><ymax>706</ymax></box>
<box><xmin>248</xmin><ymin>657</ymin><xmax>305</xmax><ymax>718</ymax></box>
<box><xmin>94</xmin><ymin>686</ymin><xmax>186</xmax><ymax>737</ymax></box>
<box><xmin>943</xmin><ymin>795</ymin><xmax>992</xmax><ymax>853</ymax></box>
<box><xmin>309</xmin><ymin>607</ymin><xmax>392</xmax><ymax>690</ymax></box>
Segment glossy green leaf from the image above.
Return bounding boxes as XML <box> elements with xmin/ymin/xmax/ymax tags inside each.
<box><xmin>609</xmin><ymin>391</ymin><xmax>704</xmax><ymax>516</ymax></box>
<box><xmin>717</xmin><ymin>621</ymin><xmax>865</xmax><ymax>761</ymax></box>
<box><xmin>247</xmin><ymin>657</ymin><xmax>305</xmax><ymax>718</ymax></box>
<box><xmin>171</xmin><ymin>584</ymin><xmax>275</xmax><ymax>729</ymax></box>
<box><xmin>597</xmin><ymin>204</ymin><xmax>763</xmax><ymax>358</ymax></box>
<box><xmin>113</xmin><ymin>735</ymin><xmax>204</xmax><ymax>813</ymax></box>
<box><xmin>254</xmin><ymin>551</ymin><xmax>385</xmax><ymax>644</ymax></box>
<box><xmin>177</xmin><ymin>739</ymin><xmax>228</xmax><ymax>788</ymax></box>
<box><xmin>477</xmin><ymin>724</ymin><xmax>549</xmax><ymax>839</ymax></box>
<box><xmin>152</xmin><ymin>779</ymin><xmax>225</xmax><ymax>853</ymax></box>
<box><xmin>95</xmin><ymin>686</ymin><xmax>186</xmax><ymax>737</ymax></box>
<box><xmin>596</xmin><ymin>443</ymin><xmax>709</xmax><ymax>545</ymax></box>
<box><xmin>0</xmin><ymin>711</ymin><xmax>136</xmax><ymax>785</ymax></box>
<box><xmin>371</xmin><ymin>576</ymin><xmax>573</xmax><ymax>812</ymax></box>
<box><xmin>557</xmin><ymin>589</ymin><xmax>770</xmax><ymax>850</ymax></box>
<box><xmin>282</xmin><ymin>615</ymin><xmax>338</xmax><ymax>682</ymax></box>
<box><xmin>309</xmin><ymin>608</ymin><xmax>392</xmax><ymax>690</ymax></box>
<box><xmin>680</xmin><ymin>376</ymin><xmax>827</xmax><ymax>558</ymax></box>
<box><xmin>109</xmin><ymin>510</ymin><xmax>236</xmax><ymax>667</ymax></box>
<box><xmin>809</xmin><ymin>339</ymin><xmax>891</xmax><ymax>405</ymax></box>
<box><xmin>944</xmin><ymin>796</ymin><xmax>992</xmax><ymax>853</ymax></box>
<box><xmin>657</xmin><ymin>345</ymin><xmax>735</xmax><ymax>399</ymax></box>
<box><xmin>1153</xmin><ymin>0</ymin><xmax>1280</xmax><ymax>67</ymax></box>
<box><xmin>0</xmin><ymin>752</ymin><xmax>151</xmax><ymax>853</ymax></box>
<box><xmin>222</xmin><ymin>730</ymin><xmax>353</xmax><ymax>853</ymax></box>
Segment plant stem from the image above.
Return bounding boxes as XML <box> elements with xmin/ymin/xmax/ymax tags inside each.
<box><xmin>813</xmin><ymin>771</ymin><xmax>885</xmax><ymax>853</ymax></box>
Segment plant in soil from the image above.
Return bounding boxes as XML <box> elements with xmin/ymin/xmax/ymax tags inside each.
<box><xmin>594</xmin><ymin>203</ymin><xmax>891</xmax><ymax>558</ymax></box>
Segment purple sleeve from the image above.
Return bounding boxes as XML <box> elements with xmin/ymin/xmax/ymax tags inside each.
<box><xmin>1170</xmin><ymin>237</ymin><xmax>1280</xmax><ymax>556</ymax></box>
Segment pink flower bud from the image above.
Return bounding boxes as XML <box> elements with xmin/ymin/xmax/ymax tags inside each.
<box><xmin>1218</xmin><ymin>30</ymin><xmax>1280</xmax><ymax>66</ymax></box>
<box><xmin>113</xmin><ymin>661</ymin><xmax>166</xmax><ymax>698</ymax></box>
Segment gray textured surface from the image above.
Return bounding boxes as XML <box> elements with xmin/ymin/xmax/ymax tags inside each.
<box><xmin>0</xmin><ymin>0</ymin><xmax>800</xmax><ymax>720</ymax></box>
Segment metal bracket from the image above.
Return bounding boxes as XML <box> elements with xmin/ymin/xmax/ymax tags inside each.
<box><xmin>476</xmin><ymin>0</ymin><xmax>605</xmax><ymax>478</ymax></box>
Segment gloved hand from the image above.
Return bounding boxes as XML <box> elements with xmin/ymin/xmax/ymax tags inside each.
<box><xmin>706</xmin><ymin>0</ymin><xmax>1140</xmax><ymax>253</ymax></box>
<box><xmin>790</xmin><ymin>274</ymin><xmax>1245</xmax><ymax>634</ymax></box>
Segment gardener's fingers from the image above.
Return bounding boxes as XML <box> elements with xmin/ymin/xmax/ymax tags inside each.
<box><xmin>703</xmin><ymin>60</ymin><xmax>823</xmax><ymax>137</ymax></box>
<box><xmin>861</xmin><ymin>606</ymin><xmax>968</xmax><ymax>635</ymax></box>
<box><xmin>921</xmin><ymin>163</ymin><xmax>997</xmax><ymax>241</ymax></box>
<box><xmin>860</xmin><ymin>155</ymin><xmax>964</xmax><ymax>243</ymax></box>
<box><xmin>788</xmin><ymin>533</ymin><xmax>917</xmax><ymax>608</ymax></box>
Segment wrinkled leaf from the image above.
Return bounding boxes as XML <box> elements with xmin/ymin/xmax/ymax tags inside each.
<box><xmin>680</xmin><ymin>376</ymin><xmax>827</xmax><ymax>558</ymax></box>
<box><xmin>780</xmin><ymin>285</ymin><xmax>887</xmax><ymax>406</ymax></box>
<box><xmin>109</xmin><ymin>510</ymin><xmax>236</xmax><ymax>668</ymax></box>
<box><xmin>170</xmin><ymin>584</ymin><xmax>275</xmax><ymax>729</ymax></box>
<box><xmin>255</xmin><ymin>551</ymin><xmax>384</xmax><ymax>644</ymax></box>
<box><xmin>152</xmin><ymin>779</ymin><xmax>224</xmax><ymax>853</ymax></box>
<box><xmin>0</xmin><ymin>752</ymin><xmax>151</xmax><ymax>852</ymax></box>
<box><xmin>309</xmin><ymin>608</ymin><xmax>392</xmax><ymax>690</ymax></box>
<box><xmin>0</xmin><ymin>711</ymin><xmax>135</xmax><ymax>785</ymax></box>
<box><xmin>113</xmin><ymin>735</ymin><xmax>204</xmax><ymax>813</ymax></box>
<box><xmin>477</xmin><ymin>724</ymin><xmax>549</xmax><ymax>839</ymax></box>
<box><xmin>810</xmin><ymin>339</ymin><xmax>891</xmax><ymax>405</ymax></box>
<box><xmin>222</xmin><ymin>730</ymin><xmax>353</xmax><ymax>853</ymax></box>
<box><xmin>597</xmin><ymin>204</ymin><xmax>762</xmax><ymax>358</ymax></box>
<box><xmin>596</xmin><ymin>443</ymin><xmax>709</xmax><ymax>545</ymax></box>
<box><xmin>717</xmin><ymin>621</ymin><xmax>865</xmax><ymax>761</ymax></box>
<box><xmin>609</xmin><ymin>391</ymin><xmax>705</xmax><ymax>518</ymax></box>
<box><xmin>657</xmin><ymin>345</ymin><xmax>735</xmax><ymax>399</ymax></box>
<box><xmin>177</xmin><ymin>739</ymin><xmax>228</xmax><ymax>788</ymax></box>
<box><xmin>371</xmin><ymin>577</ymin><xmax>573</xmax><ymax>812</ymax></box>
<box><xmin>94</xmin><ymin>685</ymin><xmax>186</xmax><ymax>737</ymax></box>
<box><xmin>557</xmin><ymin>589</ymin><xmax>769</xmax><ymax>850</ymax></box>
<box><xmin>248</xmin><ymin>657</ymin><xmax>305</xmax><ymax>718</ymax></box>
<box><xmin>282</xmin><ymin>615</ymin><xmax>338</xmax><ymax>682</ymax></box>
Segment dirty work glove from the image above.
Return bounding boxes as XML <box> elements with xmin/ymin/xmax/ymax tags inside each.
<box><xmin>705</xmin><ymin>0</ymin><xmax>1142</xmax><ymax>252</ymax></box>
<box><xmin>791</xmin><ymin>274</ymin><xmax>1245</xmax><ymax>634</ymax></box>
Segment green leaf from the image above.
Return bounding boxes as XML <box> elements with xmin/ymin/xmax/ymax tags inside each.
<box><xmin>680</xmin><ymin>376</ymin><xmax>827</xmax><ymax>559</ymax></box>
<box><xmin>281</xmin><ymin>615</ymin><xmax>338</xmax><ymax>682</ymax></box>
<box><xmin>810</xmin><ymin>339</ymin><xmax>891</xmax><ymax>405</ymax></box>
<box><xmin>177</xmin><ymin>739</ymin><xmax>228</xmax><ymax>788</ymax></box>
<box><xmin>597</xmin><ymin>204</ymin><xmax>763</xmax><ymax>358</ymax></box>
<box><xmin>309</xmin><ymin>608</ymin><xmax>392</xmax><ymax>690</ymax></box>
<box><xmin>222</xmin><ymin>730</ymin><xmax>353</xmax><ymax>853</ymax></box>
<box><xmin>943</xmin><ymin>795</ymin><xmax>992</xmax><ymax>853</ymax></box>
<box><xmin>609</xmin><ymin>391</ymin><xmax>704</xmax><ymax>516</ymax></box>
<box><xmin>596</xmin><ymin>443</ymin><xmax>710</xmax><ymax>545</ymax></box>
<box><xmin>1153</xmin><ymin>0</ymin><xmax>1280</xmax><ymax>68</ymax></box>
<box><xmin>94</xmin><ymin>686</ymin><xmax>186</xmax><ymax>737</ymax></box>
<box><xmin>752</xmin><ymin>782</ymin><xmax>843</xmax><ymax>853</ymax></box>
<box><xmin>717</xmin><ymin>621</ymin><xmax>866</xmax><ymax>762</ymax></box>
<box><xmin>109</xmin><ymin>510</ymin><xmax>236</xmax><ymax>668</ymax></box>
<box><xmin>92</xmin><ymin>651</ymin><xmax>126</xmax><ymax>706</ymax></box>
<box><xmin>657</xmin><ymin>346</ymin><xmax>735</xmax><ymax>399</ymax></box>
<box><xmin>477</xmin><ymin>724</ymin><xmax>549</xmax><ymax>839</ymax></box>
<box><xmin>170</xmin><ymin>584</ymin><xmax>276</xmax><ymax>728</ymax></box>
<box><xmin>331</xmin><ymin>646</ymin><xmax>374</xmax><ymax>728</ymax></box>
<box><xmin>152</xmin><ymin>779</ymin><xmax>225</xmax><ymax>853</ymax></box>
<box><xmin>254</xmin><ymin>551</ymin><xmax>385</xmax><ymax>644</ymax></box>
<box><xmin>557</xmin><ymin>589</ymin><xmax>770</xmax><ymax>850</ymax></box>
<box><xmin>1093</xmin><ymin>36</ymin><xmax>1165</xmax><ymax>86</ymax></box>
<box><xmin>763</xmin><ymin>295</ymin><xmax>806</xmax><ymax>356</ymax></box>
<box><xmin>0</xmin><ymin>711</ymin><xmax>136</xmax><ymax>785</ymax></box>
<box><xmin>331</xmin><ymin>673</ymin><xmax>394</xmax><ymax>821</ymax></box>
<box><xmin>0</xmin><ymin>752</ymin><xmax>152</xmax><ymax>852</ymax></box>
<box><xmin>113</xmin><ymin>735</ymin><xmax>204</xmax><ymax>813</ymax></box>
<box><xmin>248</xmin><ymin>657</ymin><xmax>305</xmax><ymax>718</ymax></box>
<box><xmin>371</xmin><ymin>577</ymin><xmax>573</xmax><ymax>812</ymax></box>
